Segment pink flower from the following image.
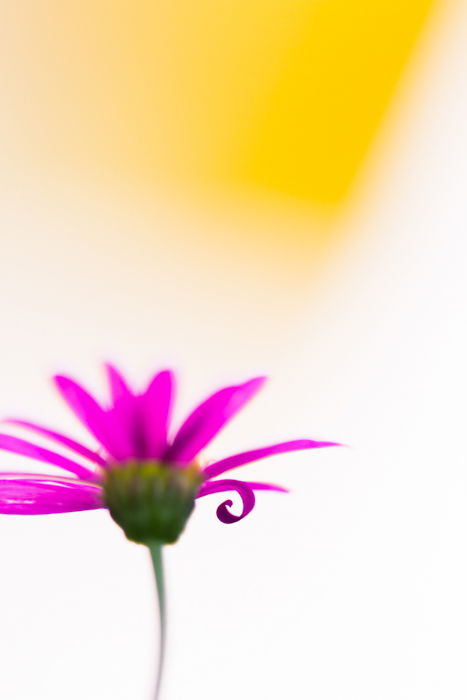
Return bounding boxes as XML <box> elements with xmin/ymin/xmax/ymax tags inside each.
<box><xmin>0</xmin><ymin>364</ymin><xmax>338</xmax><ymax>543</ymax></box>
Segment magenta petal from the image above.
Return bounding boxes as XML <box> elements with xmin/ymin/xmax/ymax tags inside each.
<box><xmin>141</xmin><ymin>370</ymin><xmax>174</xmax><ymax>459</ymax></box>
<box><xmin>105</xmin><ymin>363</ymin><xmax>133</xmax><ymax>404</ymax></box>
<box><xmin>104</xmin><ymin>364</ymin><xmax>137</xmax><ymax>458</ymax></box>
<box><xmin>166</xmin><ymin>376</ymin><xmax>266</xmax><ymax>465</ymax></box>
<box><xmin>0</xmin><ymin>473</ymin><xmax>104</xmax><ymax>514</ymax></box>
<box><xmin>104</xmin><ymin>368</ymin><xmax>141</xmax><ymax>460</ymax></box>
<box><xmin>242</xmin><ymin>481</ymin><xmax>289</xmax><ymax>493</ymax></box>
<box><xmin>107</xmin><ymin>400</ymin><xmax>140</xmax><ymax>460</ymax></box>
<box><xmin>197</xmin><ymin>478</ymin><xmax>256</xmax><ymax>523</ymax></box>
<box><xmin>54</xmin><ymin>375</ymin><xmax>127</xmax><ymax>461</ymax></box>
<box><xmin>5</xmin><ymin>419</ymin><xmax>107</xmax><ymax>467</ymax></box>
<box><xmin>0</xmin><ymin>433</ymin><xmax>100</xmax><ymax>481</ymax></box>
<box><xmin>203</xmin><ymin>439</ymin><xmax>340</xmax><ymax>479</ymax></box>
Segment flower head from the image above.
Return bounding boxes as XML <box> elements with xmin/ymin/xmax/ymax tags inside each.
<box><xmin>0</xmin><ymin>365</ymin><xmax>338</xmax><ymax>544</ymax></box>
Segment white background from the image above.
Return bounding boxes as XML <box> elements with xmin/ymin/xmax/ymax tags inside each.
<box><xmin>0</xmin><ymin>2</ymin><xmax>467</xmax><ymax>699</ymax></box>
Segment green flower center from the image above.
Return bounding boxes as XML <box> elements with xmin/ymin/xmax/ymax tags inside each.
<box><xmin>103</xmin><ymin>461</ymin><xmax>204</xmax><ymax>545</ymax></box>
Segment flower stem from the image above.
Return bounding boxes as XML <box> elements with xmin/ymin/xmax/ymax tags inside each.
<box><xmin>148</xmin><ymin>542</ymin><xmax>166</xmax><ymax>700</ymax></box>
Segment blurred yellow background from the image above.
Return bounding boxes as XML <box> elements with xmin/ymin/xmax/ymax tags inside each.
<box><xmin>2</xmin><ymin>0</ymin><xmax>436</xmax><ymax>211</ymax></box>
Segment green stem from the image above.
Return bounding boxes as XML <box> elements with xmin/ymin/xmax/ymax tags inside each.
<box><xmin>148</xmin><ymin>542</ymin><xmax>166</xmax><ymax>700</ymax></box>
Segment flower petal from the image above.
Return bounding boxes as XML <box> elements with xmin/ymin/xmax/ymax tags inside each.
<box><xmin>166</xmin><ymin>377</ymin><xmax>266</xmax><ymax>465</ymax></box>
<box><xmin>242</xmin><ymin>480</ymin><xmax>289</xmax><ymax>493</ymax></box>
<box><xmin>0</xmin><ymin>473</ymin><xmax>104</xmax><ymax>514</ymax></box>
<box><xmin>104</xmin><ymin>365</ymin><xmax>141</xmax><ymax>460</ymax></box>
<box><xmin>104</xmin><ymin>363</ymin><xmax>133</xmax><ymax>404</ymax></box>
<box><xmin>54</xmin><ymin>375</ymin><xmax>128</xmax><ymax>461</ymax></box>
<box><xmin>5</xmin><ymin>419</ymin><xmax>107</xmax><ymax>467</ymax></box>
<box><xmin>141</xmin><ymin>370</ymin><xmax>174</xmax><ymax>459</ymax></box>
<box><xmin>203</xmin><ymin>439</ymin><xmax>340</xmax><ymax>479</ymax></box>
<box><xmin>0</xmin><ymin>433</ymin><xmax>99</xmax><ymax>481</ymax></box>
<box><xmin>197</xmin><ymin>478</ymin><xmax>256</xmax><ymax>523</ymax></box>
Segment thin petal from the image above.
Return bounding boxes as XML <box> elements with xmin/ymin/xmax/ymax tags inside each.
<box><xmin>166</xmin><ymin>377</ymin><xmax>266</xmax><ymax>465</ymax></box>
<box><xmin>0</xmin><ymin>433</ymin><xmax>100</xmax><ymax>481</ymax></box>
<box><xmin>54</xmin><ymin>375</ymin><xmax>128</xmax><ymax>460</ymax></box>
<box><xmin>0</xmin><ymin>473</ymin><xmax>104</xmax><ymax>514</ymax></box>
<box><xmin>204</xmin><ymin>439</ymin><xmax>341</xmax><ymax>479</ymax></box>
<box><xmin>104</xmin><ymin>363</ymin><xmax>133</xmax><ymax>404</ymax></box>
<box><xmin>104</xmin><ymin>368</ymin><xmax>142</xmax><ymax>460</ymax></box>
<box><xmin>242</xmin><ymin>480</ymin><xmax>289</xmax><ymax>493</ymax></box>
<box><xmin>141</xmin><ymin>370</ymin><xmax>174</xmax><ymax>459</ymax></box>
<box><xmin>197</xmin><ymin>478</ymin><xmax>256</xmax><ymax>524</ymax></box>
<box><xmin>5</xmin><ymin>419</ymin><xmax>107</xmax><ymax>467</ymax></box>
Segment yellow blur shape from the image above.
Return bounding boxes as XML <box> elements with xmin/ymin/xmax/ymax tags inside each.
<box><xmin>243</xmin><ymin>1</ymin><xmax>437</xmax><ymax>205</ymax></box>
<box><xmin>4</xmin><ymin>1</ymin><xmax>436</xmax><ymax>208</ymax></box>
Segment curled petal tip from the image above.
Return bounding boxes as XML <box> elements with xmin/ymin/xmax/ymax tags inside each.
<box><xmin>197</xmin><ymin>479</ymin><xmax>256</xmax><ymax>524</ymax></box>
<box><xmin>216</xmin><ymin>499</ymin><xmax>236</xmax><ymax>524</ymax></box>
<box><xmin>216</xmin><ymin>494</ymin><xmax>256</xmax><ymax>524</ymax></box>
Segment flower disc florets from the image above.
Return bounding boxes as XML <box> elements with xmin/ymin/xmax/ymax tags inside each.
<box><xmin>103</xmin><ymin>461</ymin><xmax>204</xmax><ymax>545</ymax></box>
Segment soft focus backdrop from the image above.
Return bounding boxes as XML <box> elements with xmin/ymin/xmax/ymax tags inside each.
<box><xmin>1</xmin><ymin>2</ymin><xmax>466</xmax><ymax>699</ymax></box>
